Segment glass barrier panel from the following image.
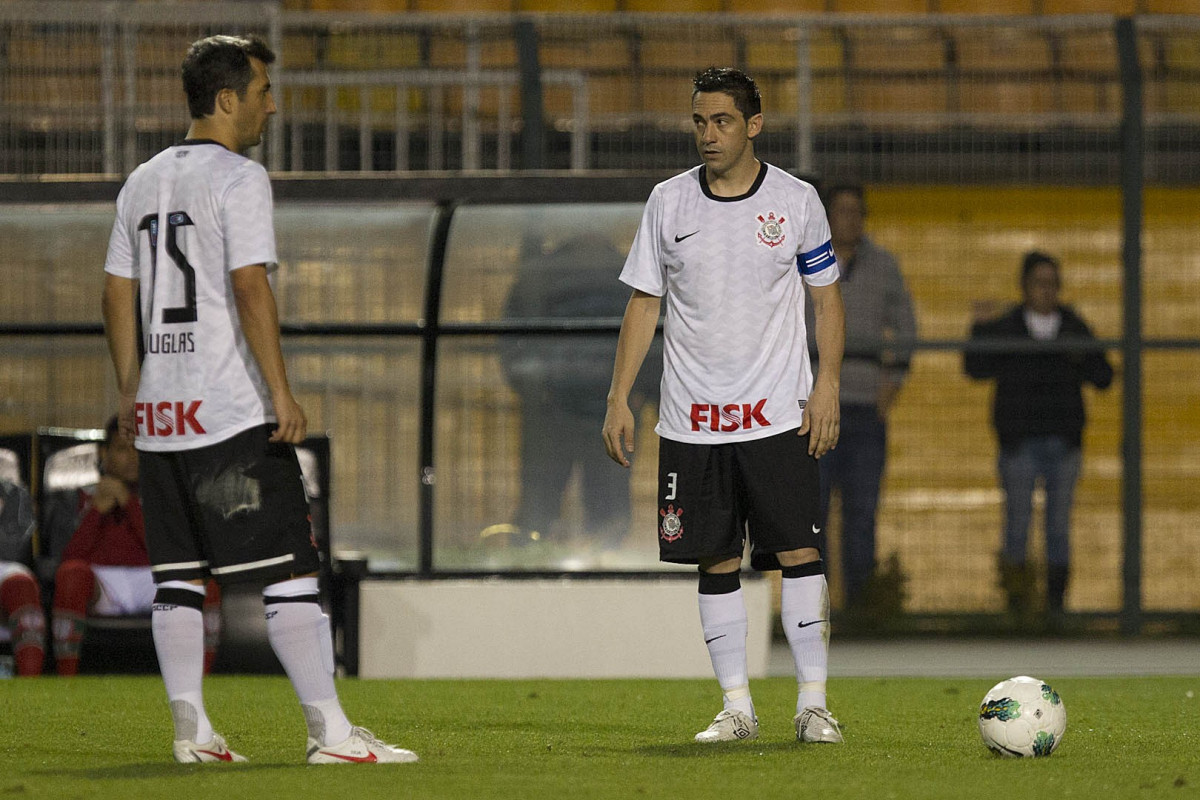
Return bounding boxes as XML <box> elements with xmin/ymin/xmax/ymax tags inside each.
<box><xmin>288</xmin><ymin>336</ymin><xmax>422</xmax><ymax>571</ymax></box>
<box><xmin>441</xmin><ymin>203</ymin><xmax>644</xmax><ymax>323</ymax></box>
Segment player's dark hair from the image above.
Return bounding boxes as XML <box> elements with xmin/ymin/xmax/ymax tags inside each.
<box><xmin>692</xmin><ymin>67</ymin><xmax>762</xmax><ymax>120</ymax></box>
<box><xmin>822</xmin><ymin>183</ymin><xmax>867</xmax><ymax>216</ymax></box>
<box><xmin>1021</xmin><ymin>250</ymin><xmax>1061</xmax><ymax>287</ymax></box>
<box><xmin>182</xmin><ymin>34</ymin><xmax>276</xmax><ymax>120</ymax></box>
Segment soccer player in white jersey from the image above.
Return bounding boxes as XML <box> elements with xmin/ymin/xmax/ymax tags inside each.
<box><xmin>102</xmin><ymin>34</ymin><xmax>416</xmax><ymax>765</ymax></box>
<box><xmin>603</xmin><ymin>67</ymin><xmax>846</xmax><ymax>744</ymax></box>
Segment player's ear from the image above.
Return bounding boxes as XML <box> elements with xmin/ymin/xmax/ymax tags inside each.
<box><xmin>216</xmin><ymin>87</ymin><xmax>236</xmax><ymax>115</ymax></box>
<box><xmin>746</xmin><ymin>113</ymin><xmax>763</xmax><ymax>140</ymax></box>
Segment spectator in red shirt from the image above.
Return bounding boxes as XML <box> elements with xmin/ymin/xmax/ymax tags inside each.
<box><xmin>51</xmin><ymin>417</ymin><xmax>221</xmax><ymax>675</ymax></box>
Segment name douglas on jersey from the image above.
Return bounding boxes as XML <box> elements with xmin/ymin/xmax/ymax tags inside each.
<box><xmin>144</xmin><ymin>331</ymin><xmax>196</xmax><ymax>354</ymax></box>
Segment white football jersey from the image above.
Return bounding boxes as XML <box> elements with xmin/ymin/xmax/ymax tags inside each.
<box><xmin>620</xmin><ymin>162</ymin><xmax>839</xmax><ymax>444</ymax></box>
<box><xmin>104</xmin><ymin>140</ymin><xmax>279</xmax><ymax>452</ymax></box>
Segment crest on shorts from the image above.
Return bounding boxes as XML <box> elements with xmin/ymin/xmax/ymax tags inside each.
<box><xmin>659</xmin><ymin>503</ymin><xmax>684</xmax><ymax>543</ymax></box>
<box><xmin>756</xmin><ymin>211</ymin><xmax>786</xmax><ymax>248</ymax></box>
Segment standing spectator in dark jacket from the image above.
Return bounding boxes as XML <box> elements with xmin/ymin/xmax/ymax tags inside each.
<box><xmin>965</xmin><ymin>251</ymin><xmax>1113</xmax><ymax>621</ymax></box>
<box><xmin>496</xmin><ymin>235</ymin><xmax>660</xmax><ymax>550</ymax></box>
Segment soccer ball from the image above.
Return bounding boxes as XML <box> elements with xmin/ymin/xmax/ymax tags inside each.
<box><xmin>978</xmin><ymin>676</ymin><xmax>1067</xmax><ymax>757</ymax></box>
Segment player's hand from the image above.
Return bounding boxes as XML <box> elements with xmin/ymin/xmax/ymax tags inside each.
<box><xmin>799</xmin><ymin>382</ymin><xmax>840</xmax><ymax>458</ymax></box>
<box><xmin>602</xmin><ymin>400</ymin><xmax>636</xmax><ymax>468</ymax></box>
<box><xmin>92</xmin><ymin>475</ymin><xmax>131</xmax><ymax>514</ymax></box>
<box><xmin>270</xmin><ymin>392</ymin><xmax>308</xmax><ymax>444</ymax></box>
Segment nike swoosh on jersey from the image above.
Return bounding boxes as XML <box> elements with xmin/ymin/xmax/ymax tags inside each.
<box><xmin>796</xmin><ymin>619</ymin><xmax>828</xmax><ymax>629</ymax></box>
<box><xmin>674</xmin><ymin>230</ymin><xmax>700</xmax><ymax>242</ymax></box>
<box><xmin>704</xmin><ymin>634</ymin><xmax>727</xmax><ymax>644</ymax></box>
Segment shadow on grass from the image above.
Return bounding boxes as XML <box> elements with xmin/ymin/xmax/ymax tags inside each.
<box><xmin>28</xmin><ymin>762</ymin><xmax>315</xmax><ymax>779</ymax></box>
<box><xmin>634</xmin><ymin>741</ymin><xmax>804</xmax><ymax>758</ymax></box>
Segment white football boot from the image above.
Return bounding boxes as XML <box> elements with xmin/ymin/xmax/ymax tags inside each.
<box><xmin>173</xmin><ymin>733</ymin><xmax>248</xmax><ymax>763</ymax></box>
<box><xmin>307</xmin><ymin>727</ymin><xmax>419</xmax><ymax>764</ymax></box>
<box><xmin>694</xmin><ymin>709</ymin><xmax>759</xmax><ymax>743</ymax></box>
<box><xmin>794</xmin><ymin>707</ymin><xmax>844</xmax><ymax>743</ymax></box>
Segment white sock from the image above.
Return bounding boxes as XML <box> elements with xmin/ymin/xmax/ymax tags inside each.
<box><xmin>781</xmin><ymin>573</ymin><xmax>830</xmax><ymax>714</ymax></box>
<box><xmin>698</xmin><ymin>588</ymin><xmax>754</xmax><ymax>719</ymax></box>
<box><xmin>263</xmin><ymin>578</ymin><xmax>353</xmax><ymax>745</ymax></box>
<box><xmin>152</xmin><ymin>581</ymin><xmax>213</xmax><ymax>743</ymax></box>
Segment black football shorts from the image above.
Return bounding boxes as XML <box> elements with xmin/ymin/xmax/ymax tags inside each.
<box><xmin>656</xmin><ymin>429</ymin><xmax>822</xmax><ymax>571</ymax></box>
<box><xmin>139</xmin><ymin>424</ymin><xmax>321</xmax><ymax>585</ymax></box>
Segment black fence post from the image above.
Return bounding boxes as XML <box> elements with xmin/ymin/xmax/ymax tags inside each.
<box><xmin>1115</xmin><ymin>16</ymin><xmax>1143</xmax><ymax>637</ymax></box>
<box><xmin>516</xmin><ymin>19</ymin><xmax>544</xmax><ymax>170</ymax></box>
<box><xmin>418</xmin><ymin>202</ymin><xmax>457</xmax><ymax>577</ymax></box>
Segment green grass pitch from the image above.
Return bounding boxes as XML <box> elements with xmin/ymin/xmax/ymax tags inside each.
<box><xmin>1</xmin><ymin>674</ymin><xmax>1197</xmax><ymax>799</ymax></box>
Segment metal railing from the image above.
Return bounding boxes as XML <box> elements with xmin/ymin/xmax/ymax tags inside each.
<box><xmin>4</xmin><ymin>4</ymin><xmax>1199</xmax><ymax>178</ymax></box>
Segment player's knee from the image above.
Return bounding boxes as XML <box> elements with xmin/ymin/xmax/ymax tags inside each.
<box><xmin>776</xmin><ymin>547</ymin><xmax>822</xmax><ymax>569</ymax></box>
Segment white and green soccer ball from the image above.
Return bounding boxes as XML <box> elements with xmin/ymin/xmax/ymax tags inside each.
<box><xmin>978</xmin><ymin>676</ymin><xmax>1067</xmax><ymax>757</ymax></box>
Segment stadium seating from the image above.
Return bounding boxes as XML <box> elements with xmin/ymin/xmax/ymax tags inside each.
<box><xmin>1042</xmin><ymin>0</ymin><xmax>1138</xmax><ymax>13</ymax></box>
<box><xmin>280</xmin><ymin>0</ymin><xmax>1200</xmax><ymax>12</ymax></box>
<box><xmin>936</xmin><ymin>0</ymin><xmax>1036</xmax><ymax>12</ymax></box>
<box><xmin>725</xmin><ymin>0</ymin><xmax>827</xmax><ymax>12</ymax></box>
<box><xmin>1145</xmin><ymin>0</ymin><xmax>1200</xmax><ymax>11</ymax></box>
<box><xmin>412</xmin><ymin>0</ymin><xmax>515</xmax><ymax>10</ymax></box>
<box><xmin>302</xmin><ymin>0</ymin><xmax>414</xmax><ymax>9</ymax></box>
<box><xmin>519</xmin><ymin>0</ymin><xmax>620</xmax><ymax>10</ymax></box>
<box><xmin>837</xmin><ymin>0</ymin><xmax>930</xmax><ymax>12</ymax></box>
<box><xmin>953</xmin><ymin>28</ymin><xmax>1054</xmax><ymax>71</ymax></box>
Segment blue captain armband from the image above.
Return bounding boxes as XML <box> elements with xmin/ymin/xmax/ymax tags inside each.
<box><xmin>798</xmin><ymin>240</ymin><xmax>837</xmax><ymax>276</ymax></box>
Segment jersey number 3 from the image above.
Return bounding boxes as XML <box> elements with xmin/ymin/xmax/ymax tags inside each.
<box><xmin>138</xmin><ymin>211</ymin><xmax>198</xmax><ymax>324</ymax></box>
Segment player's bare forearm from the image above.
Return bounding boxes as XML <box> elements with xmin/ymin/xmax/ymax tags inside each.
<box><xmin>231</xmin><ymin>265</ymin><xmax>307</xmax><ymax>444</ymax></box>
<box><xmin>602</xmin><ymin>289</ymin><xmax>660</xmax><ymax>467</ymax></box>
<box><xmin>102</xmin><ymin>274</ymin><xmax>141</xmax><ymax>439</ymax></box>
<box><xmin>804</xmin><ymin>281</ymin><xmax>845</xmax><ymax>457</ymax></box>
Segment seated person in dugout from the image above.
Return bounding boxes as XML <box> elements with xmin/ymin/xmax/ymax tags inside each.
<box><xmin>0</xmin><ymin>475</ymin><xmax>46</xmax><ymax>676</ymax></box>
<box><xmin>51</xmin><ymin>416</ymin><xmax>221</xmax><ymax>675</ymax></box>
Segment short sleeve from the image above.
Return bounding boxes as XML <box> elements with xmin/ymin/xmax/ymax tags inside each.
<box><xmin>618</xmin><ymin>186</ymin><xmax>666</xmax><ymax>297</ymax></box>
<box><xmin>795</xmin><ymin>185</ymin><xmax>839</xmax><ymax>287</ymax></box>
<box><xmin>222</xmin><ymin>162</ymin><xmax>278</xmax><ymax>273</ymax></box>
<box><xmin>103</xmin><ymin>185</ymin><xmax>136</xmax><ymax>279</ymax></box>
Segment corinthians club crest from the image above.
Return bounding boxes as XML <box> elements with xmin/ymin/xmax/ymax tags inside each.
<box><xmin>756</xmin><ymin>211</ymin><xmax>786</xmax><ymax>248</ymax></box>
<box><xmin>659</xmin><ymin>504</ymin><xmax>684</xmax><ymax>543</ymax></box>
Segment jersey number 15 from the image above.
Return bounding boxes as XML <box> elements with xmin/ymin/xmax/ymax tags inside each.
<box><xmin>138</xmin><ymin>211</ymin><xmax>198</xmax><ymax>324</ymax></box>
